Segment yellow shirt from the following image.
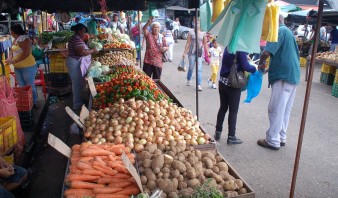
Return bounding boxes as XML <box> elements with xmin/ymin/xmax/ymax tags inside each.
<box><xmin>12</xmin><ymin>36</ymin><xmax>36</xmax><ymax>68</ymax></box>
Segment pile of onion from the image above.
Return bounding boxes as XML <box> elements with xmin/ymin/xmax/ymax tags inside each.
<box><xmin>83</xmin><ymin>98</ymin><xmax>209</xmax><ymax>152</ymax></box>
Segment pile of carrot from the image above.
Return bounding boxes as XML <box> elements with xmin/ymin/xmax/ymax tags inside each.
<box><xmin>64</xmin><ymin>143</ymin><xmax>140</xmax><ymax>198</ymax></box>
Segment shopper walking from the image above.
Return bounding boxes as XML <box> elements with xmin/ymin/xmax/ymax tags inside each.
<box><xmin>329</xmin><ymin>26</ymin><xmax>338</xmax><ymax>52</ymax></box>
<box><xmin>214</xmin><ymin>48</ymin><xmax>257</xmax><ymax>144</ymax></box>
<box><xmin>142</xmin><ymin>17</ymin><xmax>168</xmax><ymax>80</ymax></box>
<box><xmin>257</xmin><ymin>14</ymin><xmax>300</xmax><ymax>150</ymax></box>
<box><xmin>172</xmin><ymin>17</ymin><xmax>180</xmax><ymax>43</ymax></box>
<box><xmin>182</xmin><ymin>20</ymin><xmax>209</xmax><ymax>91</ymax></box>
<box><xmin>208</xmin><ymin>39</ymin><xmax>223</xmax><ymax>89</ymax></box>
<box><xmin>67</xmin><ymin>23</ymin><xmax>98</xmax><ymax>110</ymax></box>
<box><xmin>163</xmin><ymin>21</ymin><xmax>174</xmax><ymax>62</ymax></box>
<box><xmin>131</xmin><ymin>23</ymin><xmax>141</xmax><ymax>62</ymax></box>
<box><xmin>6</xmin><ymin>24</ymin><xmax>38</xmax><ymax>108</ymax></box>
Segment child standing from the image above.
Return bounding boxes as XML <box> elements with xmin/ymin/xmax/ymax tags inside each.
<box><xmin>208</xmin><ymin>39</ymin><xmax>223</xmax><ymax>89</ymax></box>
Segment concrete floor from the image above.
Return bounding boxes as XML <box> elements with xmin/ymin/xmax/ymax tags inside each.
<box><xmin>159</xmin><ymin>41</ymin><xmax>338</xmax><ymax>198</ymax></box>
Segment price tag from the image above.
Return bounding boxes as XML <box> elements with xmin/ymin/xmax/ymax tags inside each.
<box><xmin>122</xmin><ymin>152</ymin><xmax>143</xmax><ymax>192</ymax></box>
<box><xmin>87</xmin><ymin>76</ymin><xmax>97</xmax><ymax>98</ymax></box>
<box><xmin>48</xmin><ymin>133</ymin><xmax>71</xmax><ymax>158</ymax></box>
<box><xmin>80</xmin><ymin>105</ymin><xmax>89</xmax><ymax>124</ymax></box>
<box><xmin>65</xmin><ymin>106</ymin><xmax>84</xmax><ymax>129</ymax></box>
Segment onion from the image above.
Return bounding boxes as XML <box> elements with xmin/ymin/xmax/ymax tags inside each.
<box><xmin>114</xmin><ymin>136</ymin><xmax>123</xmax><ymax>144</ymax></box>
<box><xmin>126</xmin><ymin>117</ymin><xmax>132</xmax><ymax>124</ymax></box>
<box><xmin>131</xmin><ymin>121</ymin><xmax>137</xmax><ymax>127</ymax></box>
<box><xmin>191</xmin><ymin>139</ymin><xmax>198</xmax><ymax>146</ymax></box>
<box><xmin>146</xmin><ymin>136</ymin><xmax>153</xmax><ymax>142</ymax></box>
<box><xmin>139</xmin><ymin>139</ymin><xmax>147</xmax><ymax>145</ymax></box>
<box><xmin>107</xmin><ymin>135</ymin><xmax>114</xmax><ymax>142</ymax></box>
<box><xmin>184</xmin><ymin>134</ymin><xmax>192</xmax><ymax>140</ymax></box>
<box><xmin>92</xmin><ymin>137</ymin><xmax>99</xmax><ymax>144</ymax></box>
<box><xmin>134</xmin><ymin>144</ymin><xmax>144</xmax><ymax>152</ymax></box>
<box><xmin>128</xmin><ymin>126</ymin><xmax>135</xmax><ymax>133</ymax></box>
<box><xmin>156</xmin><ymin>137</ymin><xmax>164</xmax><ymax>144</ymax></box>
<box><xmin>140</xmin><ymin>132</ymin><xmax>148</xmax><ymax>139</ymax></box>
<box><xmin>114</xmin><ymin>130</ymin><xmax>122</xmax><ymax>137</ymax></box>
<box><xmin>99</xmin><ymin>124</ymin><xmax>106</xmax><ymax>131</ymax></box>
<box><xmin>100</xmin><ymin>138</ymin><xmax>107</xmax><ymax>143</ymax></box>
<box><xmin>126</xmin><ymin>142</ymin><xmax>134</xmax><ymax>149</ymax></box>
<box><xmin>121</xmin><ymin>126</ymin><xmax>128</xmax><ymax>133</ymax></box>
<box><xmin>197</xmin><ymin>137</ymin><xmax>206</xmax><ymax>144</ymax></box>
<box><xmin>110</xmin><ymin>119</ymin><xmax>118</xmax><ymax>126</ymax></box>
<box><xmin>118</xmin><ymin>98</ymin><xmax>125</xmax><ymax>104</ymax></box>
<box><xmin>144</xmin><ymin>107</ymin><xmax>149</xmax><ymax>112</ymax></box>
<box><xmin>84</xmin><ymin>131</ymin><xmax>91</xmax><ymax>138</ymax></box>
<box><xmin>103</xmin><ymin>114</ymin><xmax>110</xmax><ymax>120</ymax></box>
<box><xmin>135</xmin><ymin>131</ymin><xmax>142</xmax><ymax>138</ymax></box>
<box><xmin>125</xmin><ymin>136</ymin><xmax>134</xmax><ymax>143</ymax></box>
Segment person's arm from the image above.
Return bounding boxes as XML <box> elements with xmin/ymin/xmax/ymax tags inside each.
<box><xmin>143</xmin><ymin>17</ymin><xmax>153</xmax><ymax>36</ymax></box>
<box><xmin>0</xmin><ymin>167</ymin><xmax>14</xmax><ymax>178</ymax></box>
<box><xmin>238</xmin><ymin>52</ymin><xmax>256</xmax><ymax>73</ymax></box>
<box><xmin>74</xmin><ymin>45</ymin><xmax>98</xmax><ymax>57</ymax></box>
<box><xmin>203</xmin><ymin>34</ymin><xmax>209</xmax><ymax>54</ymax></box>
<box><xmin>182</xmin><ymin>32</ymin><xmax>191</xmax><ymax>58</ymax></box>
<box><xmin>258</xmin><ymin>50</ymin><xmax>270</xmax><ymax>72</ymax></box>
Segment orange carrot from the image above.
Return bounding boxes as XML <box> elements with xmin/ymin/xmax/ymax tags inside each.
<box><xmin>115</xmin><ymin>184</ymin><xmax>141</xmax><ymax>195</ymax></box>
<box><xmin>82</xmin><ymin>169</ymin><xmax>104</xmax><ymax>177</ymax></box>
<box><xmin>71</xmin><ymin>144</ymin><xmax>81</xmax><ymax>151</ymax></box>
<box><xmin>97</xmin><ymin>177</ymin><xmax>128</xmax><ymax>184</ymax></box>
<box><xmin>94</xmin><ymin>156</ymin><xmax>106</xmax><ymax>165</ymax></box>
<box><xmin>79</xmin><ymin>156</ymin><xmax>94</xmax><ymax>162</ymax></box>
<box><xmin>93</xmin><ymin>165</ymin><xmax>118</xmax><ymax>176</ymax></box>
<box><xmin>95</xmin><ymin>194</ymin><xmax>130</xmax><ymax>198</ymax></box>
<box><xmin>69</xmin><ymin>168</ymin><xmax>82</xmax><ymax>174</ymax></box>
<box><xmin>64</xmin><ymin>189</ymin><xmax>93</xmax><ymax>196</ymax></box>
<box><xmin>109</xmin><ymin>173</ymin><xmax>131</xmax><ymax>179</ymax></box>
<box><xmin>81</xmin><ymin>149</ymin><xmax>113</xmax><ymax>157</ymax></box>
<box><xmin>109</xmin><ymin>147</ymin><xmax>131</xmax><ymax>155</ymax></box>
<box><xmin>76</xmin><ymin>161</ymin><xmax>93</xmax><ymax>170</ymax></box>
<box><xmin>93</xmin><ymin>187</ymin><xmax>124</xmax><ymax>194</ymax></box>
<box><xmin>108</xmin><ymin>154</ymin><xmax>116</xmax><ymax>162</ymax></box>
<box><xmin>107</xmin><ymin>180</ymin><xmax>133</xmax><ymax>188</ymax></box>
<box><xmin>70</xmin><ymin>181</ymin><xmax>105</xmax><ymax>189</ymax></box>
<box><xmin>68</xmin><ymin>174</ymin><xmax>100</xmax><ymax>182</ymax></box>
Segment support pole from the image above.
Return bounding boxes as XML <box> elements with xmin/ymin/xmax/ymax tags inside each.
<box><xmin>22</xmin><ymin>10</ymin><xmax>26</xmax><ymax>32</ymax></box>
<box><xmin>138</xmin><ymin>9</ymin><xmax>142</xmax><ymax>68</ymax></box>
<box><xmin>194</xmin><ymin>8</ymin><xmax>199</xmax><ymax>120</ymax></box>
<box><xmin>289</xmin><ymin>1</ymin><xmax>324</xmax><ymax>198</ymax></box>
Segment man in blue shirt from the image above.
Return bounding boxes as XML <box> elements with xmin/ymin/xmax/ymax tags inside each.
<box><xmin>257</xmin><ymin>14</ymin><xmax>300</xmax><ymax>150</ymax></box>
<box><xmin>330</xmin><ymin>26</ymin><xmax>338</xmax><ymax>52</ymax></box>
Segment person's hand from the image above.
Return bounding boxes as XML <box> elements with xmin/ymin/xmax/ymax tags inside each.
<box><xmin>5</xmin><ymin>59</ymin><xmax>15</xmax><ymax>64</ymax></box>
<box><xmin>182</xmin><ymin>54</ymin><xmax>186</xmax><ymax>58</ymax></box>
<box><xmin>149</xmin><ymin>17</ymin><xmax>154</xmax><ymax>23</ymax></box>
<box><xmin>92</xmin><ymin>48</ymin><xmax>99</xmax><ymax>54</ymax></box>
<box><xmin>0</xmin><ymin>166</ymin><xmax>14</xmax><ymax>178</ymax></box>
<box><xmin>258</xmin><ymin>63</ymin><xmax>266</xmax><ymax>72</ymax></box>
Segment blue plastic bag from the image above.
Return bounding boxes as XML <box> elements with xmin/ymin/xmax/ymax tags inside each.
<box><xmin>244</xmin><ymin>71</ymin><xmax>263</xmax><ymax>103</ymax></box>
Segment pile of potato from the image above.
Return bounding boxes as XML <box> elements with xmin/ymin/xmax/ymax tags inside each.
<box><xmin>137</xmin><ymin>142</ymin><xmax>247</xmax><ymax>198</ymax></box>
<box><xmin>316</xmin><ymin>51</ymin><xmax>338</xmax><ymax>62</ymax></box>
<box><xmin>97</xmin><ymin>50</ymin><xmax>134</xmax><ymax>66</ymax></box>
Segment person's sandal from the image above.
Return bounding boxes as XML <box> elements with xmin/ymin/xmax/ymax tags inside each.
<box><xmin>257</xmin><ymin>139</ymin><xmax>279</xmax><ymax>150</ymax></box>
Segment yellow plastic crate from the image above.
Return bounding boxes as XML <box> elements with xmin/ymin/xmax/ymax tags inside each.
<box><xmin>4</xmin><ymin>155</ymin><xmax>14</xmax><ymax>165</ymax></box>
<box><xmin>321</xmin><ymin>63</ymin><xmax>336</xmax><ymax>74</ymax></box>
<box><xmin>0</xmin><ymin>117</ymin><xmax>18</xmax><ymax>155</ymax></box>
<box><xmin>300</xmin><ymin>57</ymin><xmax>307</xmax><ymax>67</ymax></box>
<box><xmin>49</xmin><ymin>53</ymin><xmax>68</xmax><ymax>73</ymax></box>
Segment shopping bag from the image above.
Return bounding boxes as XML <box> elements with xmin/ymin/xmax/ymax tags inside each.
<box><xmin>243</xmin><ymin>71</ymin><xmax>263</xmax><ymax>103</ymax></box>
<box><xmin>178</xmin><ymin>58</ymin><xmax>187</xmax><ymax>72</ymax></box>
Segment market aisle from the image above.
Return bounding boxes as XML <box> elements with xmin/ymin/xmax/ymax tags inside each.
<box><xmin>157</xmin><ymin>40</ymin><xmax>338</xmax><ymax>197</ymax></box>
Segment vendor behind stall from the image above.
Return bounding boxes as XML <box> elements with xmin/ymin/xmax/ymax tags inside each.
<box><xmin>67</xmin><ymin>23</ymin><xmax>98</xmax><ymax>110</ymax></box>
<box><xmin>330</xmin><ymin>26</ymin><xmax>338</xmax><ymax>52</ymax></box>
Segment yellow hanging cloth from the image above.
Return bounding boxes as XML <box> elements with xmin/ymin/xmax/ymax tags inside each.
<box><xmin>261</xmin><ymin>4</ymin><xmax>272</xmax><ymax>41</ymax></box>
<box><xmin>212</xmin><ymin>0</ymin><xmax>225</xmax><ymax>22</ymax></box>
<box><xmin>261</xmin><ymin>1</ymin><xmax>279</xmax><ymax>42</ymax></box>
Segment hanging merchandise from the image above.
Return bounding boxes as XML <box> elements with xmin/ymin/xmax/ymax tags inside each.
<box><xmin>214</xmin><ymin>0</ymin><xmax>267</xmax><ymax>54</ymax></box>
<box><xmin>98</xmin><ymin>0</ymin><xmax>107</xmax><ymax>15</ymax></box>
<box><xmin>200</xmin><ymin>0</ymin><xmax>212</xmax><ymax>32</ymax></box>
<box><xmin>212</xmin><ymin>0</ymin><xmax>223</xmax><ymax>22</ymax></box>
<box><xmin>261</xmin><ymin>1</ymin><xmax>279</xmax><ymax>42</ymax></box>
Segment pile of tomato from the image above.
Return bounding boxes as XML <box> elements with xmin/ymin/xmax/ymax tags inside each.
<box><xmin>93</xmin><ymin>66</ymin><xmax>171</xmax><ymax>109</ymax></box>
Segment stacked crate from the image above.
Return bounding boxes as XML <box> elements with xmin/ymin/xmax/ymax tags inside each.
<box><xmin>13</xmin><ymin>86</ymin><xmax>34</xmax><ymax>130</ymax></box>
<box><xmin>46</xmin><ymin>52</ymin><xmax>71</xmax><ymax>96</ymax></box>
<box><xmin>320</xmin><ymin>63</ymin><xmax>336</xmax><ymax>85</ymax></box>
<box><xmin>332</xmin><ymin>70</ymin><xmax>338</xmax><ymax>98</ymax></box>
<box><xmin>300</xmin><ymin>57</ymin><xmax>307</xmax><ymax>67</ymax></box>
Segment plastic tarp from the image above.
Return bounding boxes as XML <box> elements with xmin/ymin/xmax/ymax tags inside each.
<box><xmin>200</xmin><ymin>0</ymin><xmax>212</xmax><ymax>32</ymax></box>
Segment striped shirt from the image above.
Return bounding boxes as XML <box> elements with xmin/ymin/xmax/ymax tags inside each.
<box><xmin>68</xmin><ymin>34</ymin><xmax>86</xmax><ymax>59</ymax></box>
<box><xmin>164</xmin><ymin>30</ymin><xmax>173</xmax><ymax>38</ymax></box>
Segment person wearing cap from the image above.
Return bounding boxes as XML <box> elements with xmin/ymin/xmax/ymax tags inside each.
<box><xmin>67</xmin><ymin>23</ymin><xmax>99</xmax><ymax>110</ymax></box>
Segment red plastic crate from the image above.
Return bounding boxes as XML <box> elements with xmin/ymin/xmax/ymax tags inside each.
<box><xmin>13</xmin><ymin>86</ymin><xmax>33</xmax><ymax>111</ymax></box>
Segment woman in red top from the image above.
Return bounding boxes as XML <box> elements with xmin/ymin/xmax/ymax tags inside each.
<box><xmin>142</xmin><ymin>17</ymin><xmax>168</xmax><ymax>79</ymax></box>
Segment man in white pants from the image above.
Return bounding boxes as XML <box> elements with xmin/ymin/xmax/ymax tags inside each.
<box><xmin>257</xmin><ymin>14</ymin><xmax>300</xmax><ymax>150</ymax></box>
